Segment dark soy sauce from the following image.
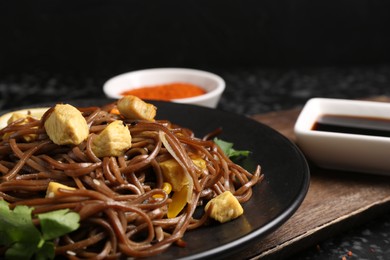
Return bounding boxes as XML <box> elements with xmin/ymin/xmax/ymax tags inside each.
<box><xmin>312</xmin><ymin>114</ymin><xmax>390</xmax><ymax>137</ymax></box>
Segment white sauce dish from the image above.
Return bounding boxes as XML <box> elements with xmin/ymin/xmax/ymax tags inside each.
<box><xmin>294</xmin><ymin>98</ymin><xmax>390</xmax><ymax>175</ymax></box>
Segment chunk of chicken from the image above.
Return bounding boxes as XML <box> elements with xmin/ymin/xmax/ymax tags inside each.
<box><xmin>44</xmin><ymin>104</ymin><xmax>89</xmax><ymax>145</ymax></box>
<box><xmin>7</xmin><ymin>112</ymin><xmax>30</xmax><ymax>125</ymax></box>
<box><xmin>159</xmin><ymin>159</ymin><xmax>188</xmax><ymax>192</ymax></box>
<box><xmin>117</xmin><ymin>95</ymin><xmax>157</xmax><ymax>121</ymax></box>
<box><xmin>46</xmin><ymin>181</ymin><xmax>76</xmax><ymax>198</ymax></box>
<box><xmin>205</xmin><ymin>191</ymin><xmax>244</xmax><ymax>223</ymax></box>
<box><xmin>159</xmin><ymin>158</ymin><xmax>206</xmax><ymax>192</ymax></box>
<box><xmin>91</xmin><ymin>120</ymin><xmax>132</xmax><ymax>158</ymax></box>
<box><xmin>0</xmin><ymin>107</ymin><xmax>49</xmax><ymax>129</ymax></box>
<box><xmin>0</xmin><ymin>108</ymin><xmax>50</xmax><ymax>141</ymax></box>
<box><xmin>5</xmin><ymin>112</ymin><xmax>37</xmax><ymax>141</ymax></box>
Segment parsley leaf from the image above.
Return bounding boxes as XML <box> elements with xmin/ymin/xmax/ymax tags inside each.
<box><xmin>39</xmin><ymin>208</ymin><xmax>80</xmax><ymax>240</ymax></box>
<box><xmin>0</xmin><ymin>200</ymin><xmax>42</xmax><ymax>260</ymax></box>
<box><xmin>34</xmin><ymin>241</ymin><xmax>55</xmax><ymax>260</ymax></box>
<box><xmin>0</xmin><ymin>200</ymin><xmax>80</xmax><ymax>260</ymax></box>
<box><xmin>214</xmin><ymin>138</ymin><xmax>250</xmax><ymax>159</ymax></box>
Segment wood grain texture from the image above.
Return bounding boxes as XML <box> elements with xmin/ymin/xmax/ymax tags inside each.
<box><xmin>238</xmin><ymin>96</ymin><xmax>390</xmax><ymax>259</ymax></box>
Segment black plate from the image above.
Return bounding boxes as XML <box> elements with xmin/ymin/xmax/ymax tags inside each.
<box><xmin>1</xmin><ymin>99</ymin><xmax>310</xmax><ymax>260</ymax></box>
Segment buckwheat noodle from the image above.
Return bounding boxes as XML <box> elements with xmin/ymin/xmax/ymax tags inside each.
<box><xmin>0</xmin><ymin>102</ymin><xmax>262</xmax><ymax>259</ymax></box>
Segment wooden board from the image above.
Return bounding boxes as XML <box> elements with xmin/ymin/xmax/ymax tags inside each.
<box><xmin>238</xmin><ymin>96</ymin><xmax>390</xmax><ymax>259</ymax></box>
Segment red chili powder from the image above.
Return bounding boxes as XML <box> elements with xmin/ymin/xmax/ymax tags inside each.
<box><xmin>120</xmin><ymin>82</ymin><xmax>206</xmax><ymax>101</ymax></box>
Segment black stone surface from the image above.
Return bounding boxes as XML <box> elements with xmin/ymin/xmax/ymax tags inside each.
<box><xmin>2</xmin><ymin>66</ymin><xmax>390</xmax><ymax>115</ymax></box>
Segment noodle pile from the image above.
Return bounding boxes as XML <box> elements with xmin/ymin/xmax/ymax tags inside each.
<box><xmin>0</xmin><ymin>101</ymin><xmax>262</xmax><ymax>259</ymax></box>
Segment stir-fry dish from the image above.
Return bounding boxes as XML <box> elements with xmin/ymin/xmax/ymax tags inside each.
<box><xmin>0</xmin><ymin>96</ymin><xmax>263</xmax><ymax>259</ymax></box>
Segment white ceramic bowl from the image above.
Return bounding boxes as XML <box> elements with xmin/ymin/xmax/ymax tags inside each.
<box><xmin>294</xmin><ymin>98</ymin><xmax>390</xmax><ymax>175</ymax></box>
<box><xmin>103</xmin><ymin>68</ymin><xmax>225</xmax><ymax>108</ymax></box>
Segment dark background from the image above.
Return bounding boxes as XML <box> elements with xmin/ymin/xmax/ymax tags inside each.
<box><xmin>1</xmin><ymin>0</ymin><xmax>390</xmax><ymax>75</ymax></box>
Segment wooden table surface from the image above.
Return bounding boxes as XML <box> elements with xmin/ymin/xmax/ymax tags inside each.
<box><xmin>241</xmin><ymin>96</ymin><xmax>390</xmax><ymax>259</ymax></box>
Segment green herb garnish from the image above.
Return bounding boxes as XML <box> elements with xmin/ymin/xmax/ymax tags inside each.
<box><xmin>214</xmin><ymin>138</ymin><xmax>250</xmax><ymax>159</ymax></box>
<box><xmin>0</xmin><ymin>200</ymin><xmax>80</xmax><ymax>260</ymax></box>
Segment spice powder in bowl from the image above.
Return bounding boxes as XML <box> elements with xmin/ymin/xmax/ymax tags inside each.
<box><xmin>103</xmin><ymin>68</ymin><xmax>226</xmax><ymax>108</ymax></box>
<box><xmin>120</xmin><ymin>82</ymin><xmax>206</xmax><ymax>101</ymax></box>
